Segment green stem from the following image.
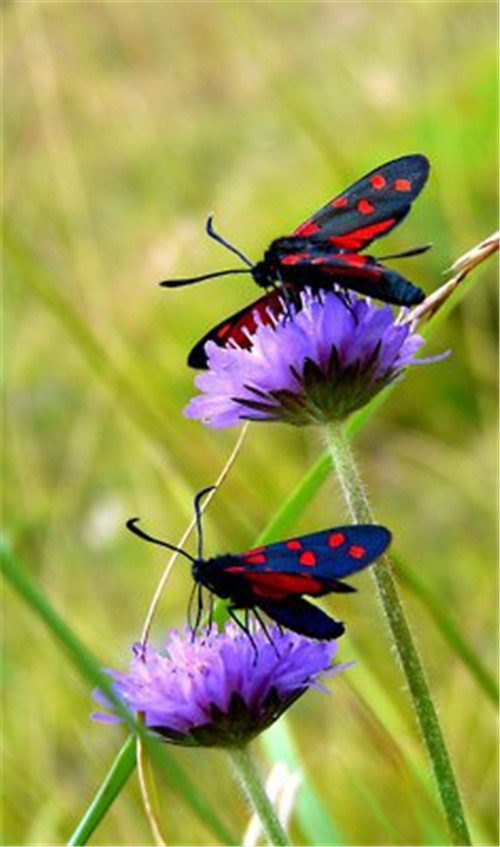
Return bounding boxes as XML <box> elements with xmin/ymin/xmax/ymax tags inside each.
<box><xmin>228</xmin><ymin>745</ymin><xmax>289</xmax><ymax>846</ymax></box>
<box><xmin>324</xmin><ymin>421</ymin><xmax>472</xmax><ymax>847</ymax></box>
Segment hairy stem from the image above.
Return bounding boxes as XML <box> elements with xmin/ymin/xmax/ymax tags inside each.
<box><xmin>228</xmin><ymin>745</ymin><xmax>289</xmax><ymax>846</ymax></box>
<box><xmin>324</xmin><ymin>421</ymin><xmax>472</xmax><ymax>846</ymax></box>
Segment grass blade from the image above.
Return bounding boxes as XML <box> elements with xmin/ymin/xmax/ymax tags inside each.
<box><xmin>264</xmin><ymin>721</ymin><xmax>345</xmax><ymax>846</ymax></box>
<box><xmin>1</xmin><ymin>539</ymin><xmax>236</xmax><ymax>846</ymax></box>
<box><xmin>67</xmin><ymin>737</ymin><xmax>136</xmax><ymax>846</ymax></box>
<box><xmin>395</xmin><ymin>552</ymin><xmax>499</xmax><ymax>705</ymax></box>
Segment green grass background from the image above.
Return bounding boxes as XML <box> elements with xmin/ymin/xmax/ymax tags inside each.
<box><xmin>3</xmin><ymin>2</ymin><xmax>498</xmax><ymax>845</ymax></box>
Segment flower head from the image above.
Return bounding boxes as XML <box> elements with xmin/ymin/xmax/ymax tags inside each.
<box><xmin>94</xmin><ymin>623</ymin><xmax>346</xmax><ymax>747</ymax></box>
<box><xmin>185</xmin><ymin>289</ymin><xmax>443</xmax><ymax>428</ymax></box>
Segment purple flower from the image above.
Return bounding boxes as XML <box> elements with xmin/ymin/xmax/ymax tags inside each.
<box><xmin>93</xmin><ymin>623</ymin><xmax>347</xmax><ymax>747</ymax></box>
<box><xmin>184</xmin><ymin>289</ymin><xmax>444</xmax><ymax>428</ymax></box>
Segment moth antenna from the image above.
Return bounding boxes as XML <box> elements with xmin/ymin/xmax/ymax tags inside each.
<box><xmin>160</xmin><ymin>267</ymin><xmax>251</xmax><ymax>287</ymax></box>
<box><xmin>126</xmin><ymin>518</ymin><xmax>196</xmax><ymax>564</ymax></box>
<box><xmin>377</xmin><ymin>243</ymin><xmax>432</xmax><ymax>261</ymax></box>
<box><xmin>193</xmin><ymin>486</ymin><xmax>217</xmax><ymax>561</ymax></box>
<box><xmin>206</xmin><ymin>215</ymin><xmax>254</xmax><ymax>268</ymax></box>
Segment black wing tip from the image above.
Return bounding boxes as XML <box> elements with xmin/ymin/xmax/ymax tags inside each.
<box><xmin>407</xmin><ymin>153</ymin><xmax>431</xmax><ymax>183</ymax></box>
<box><xmin>369</xmin><ymin>524</ymin><xmax>392</xmax><ymax>543</ymax></box>
<box><xmin>374</xmin><ymin>153</ymin><xmax>430</xmax><ymax>184</ymax></box>
<box><xmin>412</xmin><ymin>288</ymin><xmax>426</xmax><ymax>305</ymax></box>
<box><xmin>407</xmin><ymin>152</ymin><xmax>430</xmax><ymax>162</ymax></box>
<box><xmin>339</xmin><ymin>523</ymin><xmax>392</xmax><ymax>539</ymax></box>
<box><xmin>187</xmin><ymin>345</ymin><xmax>208</xmax><ymax>369</ymax></box>
<box><xmin>351</xmin><ymin>524</ymin><xmax>392</xmax><ymax>555</ymax></box>
<box><xmin>372</xmin><ymin>525</ymin><xmax>392</xmax><ymax>557</ymax></box>
<box><xmin>327</xmin><ymin>619</ymin><xmax>346</xmax><ymax>640</ymax></box>
<box><xmin>396</xmin><ymin>152</ymin><xmax>430</xmax><ymax>170</ymax></box>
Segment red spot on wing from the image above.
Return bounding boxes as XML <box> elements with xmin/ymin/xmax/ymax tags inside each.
<box><xmin>299</xmin><ymin>550</ymin><xmax>317</xmax><ymax>567</ymax></box>
<box><xmin>357</xmin><ymin>199</ymin><xmax>375</xmax><ymax>215</ymax></box>
<box><xmin>328</xmin><ymin>532</ymin><xmax>346</xmax><ymax>548</ymax></box>
<box><xmin>296</xmin><ymin>221</ymin><xmax>321</xmax><ymax>236</ymax></box>
<box><xmin>243</xmin><ymin>553</ymin><xmax>267</xmax><ymax>565</ymax></box>
<box><xmin>225</xmin><ymin>565</ymin><xmax>245</xmax><ymax>573</ymax></box>
<box><xmin>243</xmin><ymin>571</ymin><xmax>324</xmax><ymax>600</ymax></box>
<box><xmin>281</xmin><ymin>252</ymin><xmax>311</xmax><ymax>265</ymax></box>
<box><xmin>286</xmin><ymin>539</ymin><xmax>302</xmax><ymax>550</ymax></box>
<box><xmin>242</xmin><ymin>545</ymin><xmax>268</xmax><ymax>565</ymax></box>
<box><xmin>370</xmin><ymin>174</ymin><xmax>386</xmax><ymax>189</ymax></box>
<box><xmin>394</xmin><ymin>178</ymin><xmax>411</xmax><ymax>192</ymax></box>
<box><xmin>331</xmin><ymin>196</ymin><xmax>348</xmax><ymax>208</ymax></box>
<box><xmin>348</xmin><ymin>545</ymin><xmax>366</xmax><ymax>560</ymax></box>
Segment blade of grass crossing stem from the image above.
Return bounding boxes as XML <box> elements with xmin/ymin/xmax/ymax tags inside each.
<box><xmin>1</xmin><ymin>540</ymin><xmax>236</xmax><ymax>846</ymax></box>
<box><xmin>264</xmin><ymin>721</ymin><xmax>345</xmax><ymax>846</ymax></box>
<box><xmin>67</xmin><ymin>738</ymin><xmax>136</xmax><ymax>846</ymax></box>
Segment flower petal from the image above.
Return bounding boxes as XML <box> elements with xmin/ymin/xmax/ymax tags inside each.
<box><xmin>93</xmin><ymin>624</ymin><xmax>342</xmax><ymax>747</ymax></box>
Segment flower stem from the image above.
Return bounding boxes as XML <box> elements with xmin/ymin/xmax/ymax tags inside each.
<box><xmin>324</xmin><ymin>421</ymin><xmax>472</xmax><ymax>847</ymax></box>
<box><xmin>228</xmin><ymin>745</ymin><xmax>289</xmax><ymax>846</ymax></box>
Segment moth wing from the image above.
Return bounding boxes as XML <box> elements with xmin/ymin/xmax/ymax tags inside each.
<box><xmin>257</xmin><ymin>596</ymin><xmax>345</xmax><ymax>640</ymax></box>
<box><xmin>276</xmin><ymin>248</ymin><xmax>425</xmax><ymax>306</ymax></box>
<box><xmin>293</xmin><ymin>154</ymin><xmax>430</xmax><ymax>252</ymax></box>
<box><xmin>241</xmin><ymin>525</ymin><xmax>391</xmax><ymax>582</ymax></box>
<box><xmin>187</xmin><ymin>289</ymin><xmax>287</xmax><ymax>369</ymax></box>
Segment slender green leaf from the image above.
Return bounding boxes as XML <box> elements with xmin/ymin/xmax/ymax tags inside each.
<box><xmin>67</xmin><ymin>738</ymin><xmax>136</xmax><ymax>846</ymax></box>
<box><xmin>254</xmin><ymin>390</ymin><xmax>391</xmax><ymax>546</ymax></box>
<box><xmin>394</xmin><ymin>552</ymin><xmax>499</xmax><ymax>704</ymax></box>
<box><xmin>264</xmin><ymin>721</ymin><xmax>345</xmax><ymax>846</ymax></box>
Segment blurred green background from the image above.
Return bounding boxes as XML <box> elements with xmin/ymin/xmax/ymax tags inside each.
<box><xmin>4</xmin><ymin>2</ymin><xmax>498</xmax><ymax>845</ymax></box>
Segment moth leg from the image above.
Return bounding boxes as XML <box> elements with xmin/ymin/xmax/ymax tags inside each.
<box><xmin>275</xmin><ymin>279</ymin><xmax>302</xmax><ymax>321</ymax></box>
<box><xmin>228</xmin><ymin>606</ymin><xmax>259</xmax><ymax>661</ymax></box>
<box><xmin>329</xmin><ymin>285</ymin><xmax>358</xmax><ymax>323</ymax></box>
<box><xmin>252</xmin><ymin>606</ymin><xmax>280</xmax><ymax>657</ymax></box>
<box><xmin>205</xmin><ymin>591</ymin><xmax>215</xmax><ymax>635</ymax></box>
<box><xmin>190</xmin><ymin>583</ymin><xmax>204</xmax><ymax>641</ymax></box>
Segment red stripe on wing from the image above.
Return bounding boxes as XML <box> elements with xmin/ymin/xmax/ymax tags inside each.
<box><xmin>240</xmin><ymin>571</ymin><xmax>325</xmax><ymax>600</ymax></box>
<box><xmin>326</xmin><ymin>218</ymin><xmax>397</xmax><ymax>251</ymax></box>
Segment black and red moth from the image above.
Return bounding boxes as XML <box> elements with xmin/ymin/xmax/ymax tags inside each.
<box><xmin>127</xmin><ymin>487</ymin><xmax>391</xmax><ymax>641</ymax></box>
<box><xmin>161</xmin><ymin>154</ymin><xmax>430</xmax><ymax>369</ymax></box>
